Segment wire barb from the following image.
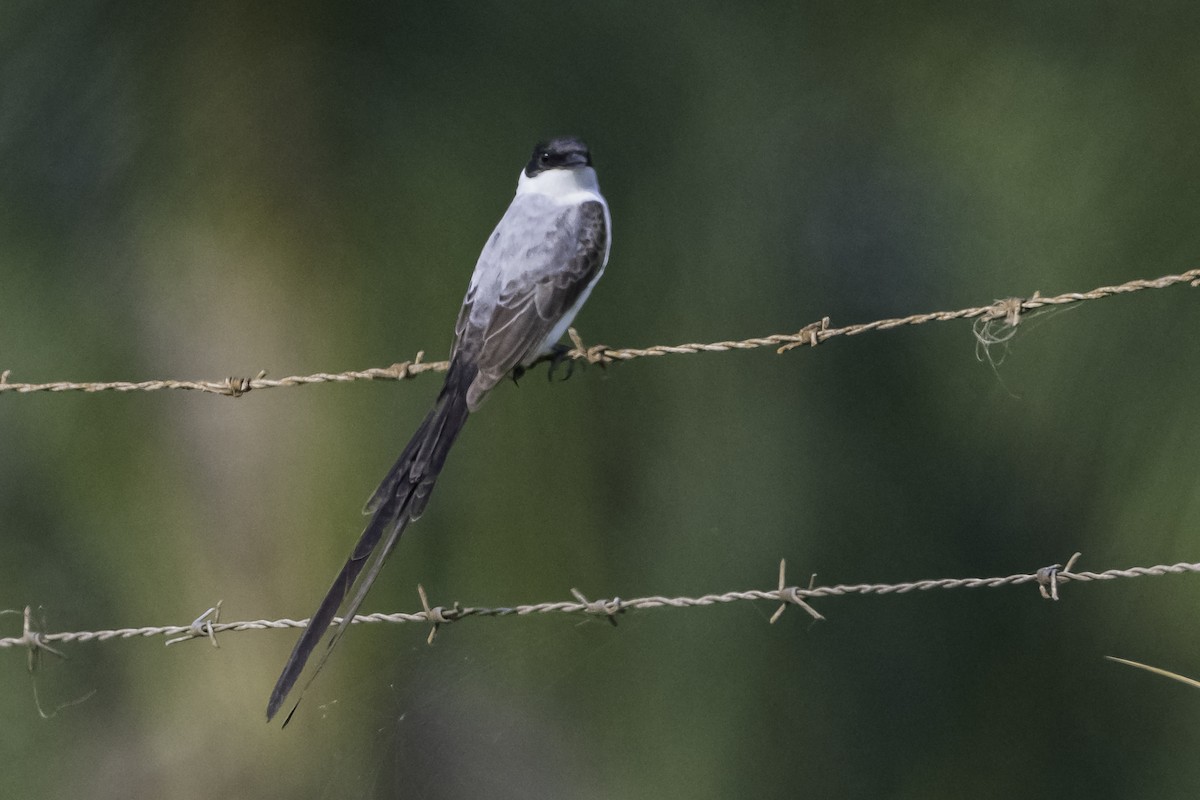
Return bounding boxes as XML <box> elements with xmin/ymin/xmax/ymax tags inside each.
<box><xmin>1036</xmin><ymin>552</ymin><xmax>1083</xmax><ymax>601</ymax></box>
<box><xmin>570</xmin><ymin>588</ymin><xmax>623</xmax><ymax>625</ymax></box>
<box><xmin>12</xmin><ymin>607</ymin><xmax>66</xmax><ymax>670</ymax></box>
<box><xmin>566</xmin><ymin>327</ymin><xmax>612</xmax><ymax>366</ymax></box>
<box><xmin>769</xmin><ymin>559</ymin><xmax>824</xmax><ymax>623</ymax></box>
<box><xmin>417</xmin><ymin>584</ymin><xmax>458</xmax><ymax>645</ymax></box>
<box><xmin>164</xmin><ymin>602</ymin><xmax>224</xmax><ymax>647</ymax></box>
<box><xmin>776</xmin><ymin>317</ymin><xmax>831</xmax><ymax>354</ymax></box>
<box><xmin>222</xmin><ymin>372</ymin><xmax>266</xmax><ymax>398</ymax></box>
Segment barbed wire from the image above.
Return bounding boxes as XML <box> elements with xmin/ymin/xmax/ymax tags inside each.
<box><xmin>2</xmin><ymin>268</ymin><xmax>1197</xmax><ymax>397</ymax></box>
<box><xmin>4</xmin><ymin>555</ymin><xmax>1199</xmax><ymax>655</ymax></box>
<box><xmin>3</xmin><ymin>272</ymin><xmax>1198</xmax><ymax>664</ymax></box>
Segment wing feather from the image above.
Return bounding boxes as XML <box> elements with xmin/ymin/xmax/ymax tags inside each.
<box><xmin>455</xmin><ymin>198</ymin><xmax>608</xmax><ymax>403</ymax></box>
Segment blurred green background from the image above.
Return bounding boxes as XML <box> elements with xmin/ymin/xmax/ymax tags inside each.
<box><xmin>3</xmin><ymin>3</ymin><xmax>1200</xmax><ymax>798</ymax></box>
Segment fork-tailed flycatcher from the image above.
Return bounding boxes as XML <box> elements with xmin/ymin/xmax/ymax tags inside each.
<box><xmin>267</xmin><ymin>136</ymin><xmax>611</xmax><ymax>722</ymax></box>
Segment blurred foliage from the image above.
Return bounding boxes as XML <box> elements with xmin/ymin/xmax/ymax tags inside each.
<box><xmin>2</xmin><ymin>2</ymin><xmax>1200</xmax><ymax>798</ymax></box>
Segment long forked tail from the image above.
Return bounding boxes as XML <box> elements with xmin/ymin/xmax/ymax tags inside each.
<box><xmin>266</xmin><ymin>358</ymin><xmax>476</xmax><ymax>722</ymax></box>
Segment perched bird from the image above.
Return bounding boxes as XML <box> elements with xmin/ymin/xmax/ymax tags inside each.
<box><xmin>267</xmin><ymin>136</ymin><xmax>611</xmax><ymax>722</ymax></box>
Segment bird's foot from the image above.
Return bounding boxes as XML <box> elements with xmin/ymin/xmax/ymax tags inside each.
<box><xmin>544</xmin><ymin>343</ymin><xmax>576</xmax><ymax>382</ymax></box>
<box><xmin>511</xmin><ymin>344</ymin><xmax>583</xmax><ymax>386</ymax></box>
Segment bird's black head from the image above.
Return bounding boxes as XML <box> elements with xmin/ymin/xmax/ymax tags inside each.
<box><xmin>524</xmin><ymin>136</ymin><xmax>592</xmax><ymax>177</ymax></box>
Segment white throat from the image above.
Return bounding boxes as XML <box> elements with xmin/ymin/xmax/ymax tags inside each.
<box><xmin>516</xmin><ymin>166</ymin><xmax>602</xmax><ymax>202</ymax></box>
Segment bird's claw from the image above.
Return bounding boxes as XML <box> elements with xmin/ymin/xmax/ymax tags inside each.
<box><xmin>545</xmin><ymin>343</ymin><xmax>575</xmax><ymax>382</ymax></box>
<box><xmin>511</xmin><ymin>344</ymin><xmax>577</xmax><ymax>385</ymax></box>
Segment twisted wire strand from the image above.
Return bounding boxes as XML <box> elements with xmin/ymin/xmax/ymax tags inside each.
<box><xmin>3</xmin><ymin>267</ymin><xmax>1197</xmax><ymax>397</ymax></box>
<box><xmin>4</xmin><ymin>559</ymin><xmax>1198</xmax><ymax>651</ymax></box>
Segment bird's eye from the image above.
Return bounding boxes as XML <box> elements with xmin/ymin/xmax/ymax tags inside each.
<box><xmin>539</xmin><ymin>151</ymin><xmax>551</xmax><ymax>164</ymax></box>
